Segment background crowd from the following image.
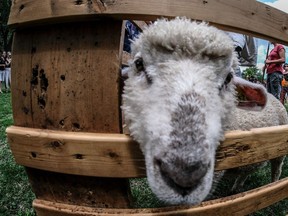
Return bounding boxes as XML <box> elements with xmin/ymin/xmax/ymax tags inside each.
<box><xmin>0</xmin><ymin>50</ymin><xmax>11</xmax><ymax>94</ymax></box>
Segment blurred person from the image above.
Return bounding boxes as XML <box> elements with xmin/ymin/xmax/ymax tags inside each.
<box><xmin>5</xmin><ymin>51</ymin><xmax>11</xmax><ymax>92</ymax></box>
<box><xmin>0</xmin><ymin>51</ymin><xmax>6</xmax><ymax>93</ymax></box>
<box><xmin>280</xmin><ymin>63</ymin><xmax>288</xmax><ymax>104</ymax></box>
<box><xmin>264</xmin><ymin>42</ymin><xmax>286</xmax><ymax>100</ymax></box>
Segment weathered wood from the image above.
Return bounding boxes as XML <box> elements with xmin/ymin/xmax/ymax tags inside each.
<box><xmin>11</xmin><ymin>21</ymin><xmax>122</xmax><ymax>133</ymax></box>
<box><xmin>10</xmin><ymin>19</ymin><xmax>132</xmax><ymax>208</ymax></box>
<box><xmin>33</xmin><ymin>177</ymin><xmax>288</xmax><ymax>216</ymax></box>
<box><xmin>8</xmin><ymin>0</ymin><xmax>288</xmax><ymax>45</ymax></box>
<box><xmin>6</xmin><ymin>125</ymin><xmax>288</xmax><ymax>177</ymax></box>
<box><xmin>216</xmin><ymin>125</ymin><xmax>288</xmax><ymax>169</ymax></box>
<box><xmin>25</xmin><ymin>168</ymin><xmax>132</xmax><ymax>209</ymax></box>
<box><xmin>6</xmin><ymin>126</ymin><xmax>145</xmax><ymax>177</ymax></box>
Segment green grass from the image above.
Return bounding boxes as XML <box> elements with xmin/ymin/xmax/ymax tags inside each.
<box><xmin>214</xmin><ymin>160</ymin><xmax>288</xmax><ymax>216</ymax></box>
<box><xmin>1</xmin><ymin>91</ymin><xmax>287</xmax><ymax>215</ymax></box>
<box><xmin>130</xmin><ymin>158</ymin><xmax>288</xmax><ymax>215</ymax></box>
<box><xmin>0</xmin><ymin>92</ymin><xmax>36</xmax><ymax>216</ymax></box>
<box><xmin>130</xmin><ymin>178</ymin><xmax>166</xmax><ymax>208</ymax></box>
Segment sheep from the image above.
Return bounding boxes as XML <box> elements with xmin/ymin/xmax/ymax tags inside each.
<box><xmin>223</xmin><ymin>90</ymin><xmax>287</xmax><ymax>193</ymax></box>
<box><xmin>122</xmin><ymin>17</ymin><xmax>287</xmax><ymax>205</ymax></box>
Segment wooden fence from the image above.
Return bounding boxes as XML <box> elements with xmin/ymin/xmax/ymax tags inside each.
<box><xmin>6</xmin><ymin>0</ymin><xmax>288</xmax><ymax>215</ymax></box>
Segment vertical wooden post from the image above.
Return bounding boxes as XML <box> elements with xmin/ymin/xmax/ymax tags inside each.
<box><xmin>11</xmin><ymin>19</ymin><xmax>131</xmax><ymax>208</ymax></box>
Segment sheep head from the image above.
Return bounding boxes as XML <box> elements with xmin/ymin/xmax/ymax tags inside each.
<box><xmin>122</xmin><ymin>18</ymin><xmax>266</xmax><ymax>205</ymax></box>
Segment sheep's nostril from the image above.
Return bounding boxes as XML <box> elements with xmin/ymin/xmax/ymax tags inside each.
<box><xmin>186</xmin><ymin>162</ymin><xmax>209</xmax><ymax>184</ymax></box>
<box><xmin>154</xmin><ymin>157</ymin><xmax>209</xmax><ymax>196</ymax></box>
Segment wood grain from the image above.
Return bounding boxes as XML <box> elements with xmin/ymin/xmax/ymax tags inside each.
<box><xmin>8</xmin><ymin>0</ymin><xmax>288</xmax><ymax>45</ymax></box>
<box><xmin>216</xmin><ymin>126</ymin><xmax>288</xmax><ymax>170</ymax></box>
<box><xmin>7</xmin><ymin>126</ymin><xmax>145</xmax><ymax>177</ymax></box>
<box><xmin>32</xmin><ymin>177</ymin><xmax>288</xmax><ymax>215</ymax></box>
<box><xmin>11</xmin><ymin>21</ymin><xmax>122</xmax><ymax>133</ymax></box>
<box><xmin>10</xmin><ymin>19</ymin><xmax>132</xmax><ymax>208</ymax></box>
<box><xmin>6</xmin><ymin>125</ymin><xmax>288</xmax><ymax>177</ymax></box>
<box><xmin>25</xmin><ymin>168</ymin><xmax>132</xmax><ymax>209</ymax></box>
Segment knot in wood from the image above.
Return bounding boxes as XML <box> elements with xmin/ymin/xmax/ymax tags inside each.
<box><xmin>45</xmin><ymin>140</ymin><xmax>64</xmax><ymax>152</ymax></box>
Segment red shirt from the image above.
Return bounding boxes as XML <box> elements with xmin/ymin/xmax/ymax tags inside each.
<box><xmin>266</xmin><ymin>44</ymin><xmax>285</xmax><ymax>74</ymax></box>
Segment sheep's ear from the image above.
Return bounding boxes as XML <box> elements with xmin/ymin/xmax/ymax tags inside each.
<box><xmin>234</xmin><ymin>77</ymin><xmax>267</xmax><ymax>111</ymax></box>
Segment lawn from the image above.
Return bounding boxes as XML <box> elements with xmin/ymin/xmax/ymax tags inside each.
<box><xmin>0</xmin><ymin>92</ymin><xmax>36</xmax><ymax>216</ymax></box>
<box><xmin>0</xmin><ymin>91</ymin><xmax>287</xmax><ymax>215</ymax></box>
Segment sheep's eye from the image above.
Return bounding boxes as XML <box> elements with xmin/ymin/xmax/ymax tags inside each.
<box><xmin>134</xmin><ymin>58</ymin><xmax>152</xmax><ymax>84</ymax></box>
<box><xmin>219</xmin><ymin>72</ymin><xmax>233</xmax><ymax>91</ymax></box>
<box><xmin>135</xmin><ymin>58</ymin><xmax>145</xmax><ymax>72</ymax></box>
<box><xmin>224</xmin><ymin>72</ymin><xmax>233</xmax><ymax>86</ymax></box>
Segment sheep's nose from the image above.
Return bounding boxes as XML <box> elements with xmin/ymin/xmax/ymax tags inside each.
<box><xmin>155</xmin><ymin>157</ymin><xmax>209</xmax><ymax>196</ymax></box>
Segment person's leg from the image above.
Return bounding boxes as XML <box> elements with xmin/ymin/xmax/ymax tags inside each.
<box><xmin>285</xmin><ymin>88</ymin><xmax>288</xmax><ymax>103</ymax></box>
<box><xmin>276</xmin><ymin>73</ymin><xmax>283</xmax><ymax>99</ymax></box>
<box><xmin>266</xmin><ymin>74</ymin><xmax>272</xmax><ymax>94</ymax></box>
<box><xmin>3</xmin><ymin>69</ymin><xmax>7</xmax><ymax>91</ymax></box>
<box><xmin>5</xmin><ymin>68</ymin><xmax>8</xmax><ymax>91</ymax></box>
<box><xmin>5</xmin><ymin>68</ymin><xmax>10</xmax><ymax>91</ymax></box>
<box><xmin>0</xmin><ymin>71</ymin><xmax>3</xmax><ymax>93</ymax></box>
<box><xmin>9</xmin><ymin>68</ymin><xmax>11</xmax><ymax>87</ymax></box>
<box><xmin>269</xmin><ymin>72</ymin><xmax>282</xmax><ymax>99</ymax></box>
<box><xmin>280</xmin><ymin>87</ymin><xmax>285</xmax><ymax>104</ymax></box>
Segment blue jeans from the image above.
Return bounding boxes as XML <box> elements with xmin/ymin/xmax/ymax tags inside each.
<box><xmin>267</xmin><ymin>72</ymin><xmax>283</xmax><ymax>99</ymax></box>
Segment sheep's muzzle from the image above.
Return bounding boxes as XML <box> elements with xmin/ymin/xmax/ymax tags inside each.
<box><xmin>154</xmin><ymin>155</ymin><xmax>210</xmax><ymax>196</ymax></box>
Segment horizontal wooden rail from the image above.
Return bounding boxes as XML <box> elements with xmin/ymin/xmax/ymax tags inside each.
<box><xmin>6</xmin><ymin>126</ymin><xmax>146</xmax><ymax>177</ymax></box>
<box><xmin>8</xmin><ymin>0</ymin><xmax>288</xmax><ymax>45</ymax></box>
<box><xmin>33</xmin><ymin>177</ymin><xmax>288</xmax><ymax>216</ymax></box>
<box><xmin>6</xmin><ymin>125</ymin><xmax>288</xmax><ymax>177</ymax></box>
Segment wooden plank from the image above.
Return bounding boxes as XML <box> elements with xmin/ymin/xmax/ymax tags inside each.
<box><xmin>8</xmin><ymin>0</ymin><xmax>288</xmax><ymax>45</ymax></box>
<box><xmin>6</xmin><ymin>126</ymin><xmax>145</xmax><ymax>177</ymax></box>
<box><xmin>10</xmin><ymin>30</ymin><xmax>34</xmax><ymax>126</ymax></box>
<box><xmin>216</xmin><ymin>125</ymin><xmax>288</xmax><ymax>170</ymax></box>
<box><xmin>33</xmin><ymin>177</ymin><xmax>288</xmax><ymax>215</ymax></box>
<box><xmin>25</xmin><ymin>168</ymin><xmax>132</xmax><ymax>209</ymax></box>
<box><xmin>10</xmin><ymin>19</ymin><xmax>132</xmax><ymax>208</ymax></box>
<box><xmin>6</xmin><ymin>125</ymin><xmax>288</xmax><ymax>177</ymax></box>
<box><xmin>11</xmin><ymin>21</ymin><xmax>122</xmax><ymax>133</ymax></box>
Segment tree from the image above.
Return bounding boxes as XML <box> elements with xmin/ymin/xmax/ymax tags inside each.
<box><xmin>242</xmin><ymin>66</ymin><xmax>263</xmax><ymax>83</ymax></box>
<box><xmin>0</xmin><ymin>0</ymin><xmax>12</xmax><ymax>52</ymax></box>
